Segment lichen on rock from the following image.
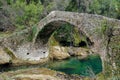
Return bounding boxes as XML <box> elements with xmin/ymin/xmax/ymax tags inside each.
<box><xmin>0</xmin><ymin>47</ymin><xmax>11</xmax><ymax>64</ymax></box>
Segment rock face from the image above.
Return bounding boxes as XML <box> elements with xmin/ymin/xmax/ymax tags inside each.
<box><xmin>0</xmin><ymin>47</ymin><xmax>11</xmax><ymax>64</ymax></box>
<box><xmin>0</xmin><ymin>68</ymin><xmax>82</xmax><ymax>80</ymax></box>
<box><xmin>49</xmin><ymin>46</ymin><xmax>91</xmax><ymax>60</ymax></box>
<box><xmin>49</xmin><ymin>46</ymin><xmax>70</xmax><ymax>60</ymax></box>
<box><xmin>71</xmin><ymin>47</ymin><xmax>90</xmax><ymax>56</ymax></box>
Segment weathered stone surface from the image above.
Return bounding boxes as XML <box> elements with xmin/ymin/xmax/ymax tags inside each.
<box><xmin>0</xmin><ymin>68</ymin><xmax>82</xmax><ymax>80</ymax></box>
<box><xmin>49</xmin><ymin>46</ymin><xmax>70</xmax><ymax>60</ymax></box>
<box><xmin>0</xmin><ymin>47</ymin><xmax>11</xmax><ymax>64</ymax></box>
<box><xmin>72</xmin><ymin>47</ymin><xmax>90</xmax><ymax>56</ymax></box>
<box><xmin>104</xmin><ymin>27</ymin><xmax>120</xmax><ymax>77</ymax></box>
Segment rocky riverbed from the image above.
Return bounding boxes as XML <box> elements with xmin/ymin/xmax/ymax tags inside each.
<box><xmin>0</xmin><ymin>68</ymin><xmax>85</xmax><ymax>80</ymax></box>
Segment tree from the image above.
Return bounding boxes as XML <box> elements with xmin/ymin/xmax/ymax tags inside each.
<box><xmin>13</xmin><ymin>0</ymin><xmax>16</xmax><ymax>3</ymax></box>
<box><xmin>26</xmin><ymin>0</ymin><xmax>30</xmax><ymax>5</ymax></box>
<box><xmin>40</xmin><ymin>0</ymin><xmax>44</xmax><ymax>4</ymax></box>
<box><xmin>65</xmin><ymin>0</ymin><xmax>91</xmax><ymax>13</ymax></box>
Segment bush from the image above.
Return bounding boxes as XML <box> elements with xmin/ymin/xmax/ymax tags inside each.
<box><xmin>65</xmin><ymin>0</ymin><xmax>120</xmax><ymax>19</ymax></box>
<box><xmin>11</xmin><ymin>1</ymin><xmax>43</xmax><ymax>30</ymax></box>
<box><xmin>53</xmin><ymin>23</ymin><xmax>82</xmax><ymax>47</ymax></box>
<box><xmin>0</xmin><ymin>1</ymin><xmax>3</xmax><ymax>7</ymax></box>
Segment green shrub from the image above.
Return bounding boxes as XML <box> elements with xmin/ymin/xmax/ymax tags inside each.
<box><xmin>7</xmin><ymin>0</ymin><xmax>11</xmax><ymax>5</ymax></box>
<box><xmin>0</xmin><ymin>1</ymin><xmax>2</xmax><ymax>6</ymax></box>
<box><xmin>54</xmin><ymin>23</ymin><xmax>74</xmax><ymax>43</ymax></box>
<box><xmin>27</xmin><ymin>25</ymin><xmax>37</xmax><ymax>41</ymax></box>
<box><xmin>53</xmin><ymin>23</ymin><xmax>82</xmax><ymax>46</ymax></box>
<box><xmin>66</xmin><ymin>0</ymin><xmax>120</xmax><ymax>19</ymax></box>
<box><xmin>11</xmin><ymin>1</ymin><xmax>43</xmax><ymax>30</ymax></box>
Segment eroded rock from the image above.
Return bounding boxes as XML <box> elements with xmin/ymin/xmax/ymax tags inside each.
<box><xmin>49</xmin><ymin>45</ymin><xmax>92</xmax><ymax>60</ymax></box>
<box><xmin>0</xmin><ymin>47</ymin><xmax>11</xmax><ymax>64</ymax></box>
<box><xmin>49</xmin><ymin>46</ymin><xmax>70</xmax><ymax>60</ymax></box>
<box><xmin>0</xmin><ymin>68</ymin><xmax>82</xmax><ymax>80</ymax></box>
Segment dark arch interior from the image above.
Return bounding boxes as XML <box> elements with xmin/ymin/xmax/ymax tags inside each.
<box><xmin>36</xmin><ymin>21</ymin><xmax>93</xmax><ymax>47</ymax></box>
<box><xmin>36</xmin><ymin>21</ymin><xmax>64</xmax><ymax>44</ymax></box>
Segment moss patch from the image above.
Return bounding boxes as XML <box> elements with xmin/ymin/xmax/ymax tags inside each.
<box><xmin>27</xmin><ymin>25</ymin><xmax>37</xmax><ymax>42</ymax></box>
<box><xmin>72</xmin><ymin>27</ymin><xmax>81</xmax><ymax>46</ymax></box>
<box><xmin>49</xmin><ymin>35</ymin><xmax>59</xmax><ymax>46</ymax></box>
<box><xmin>4</xmin><ymin>47</ymin><xmax>16</xmax><ymax>59</ymax></box>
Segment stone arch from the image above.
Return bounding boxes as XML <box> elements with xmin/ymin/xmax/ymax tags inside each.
<box><xmin>33</xmin><ymin>11</ymin><xmax>107</xmax><ymax>61</ymax></box>
<box><xmin>33</xmin><ymin>19</ymin><xmax>95</xmax><ymax>62</ymax></box>
<box><xmin>33</xmin><ymin>11</ymin><xmax>93</xmax><ymax>45</ymax></box>
<box><xmin>35</xmin><ymin>20</ymin><xmax>93</xmax><ymax>47</ymax></box>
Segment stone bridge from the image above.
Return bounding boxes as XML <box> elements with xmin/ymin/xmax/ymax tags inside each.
<box><xmin>0</xmin><ymin>11</ymin><xmax>120</xmax><ymax>70</ymax></box>
<box><xmin>34</xmin><ymin>11</ymin><xmax>105</xmax><ymax>58</ymax></box>
<box><xmin>34</xmin><ymin>11</ymin><xmax>120</xmax><ymax>60</ymax></box>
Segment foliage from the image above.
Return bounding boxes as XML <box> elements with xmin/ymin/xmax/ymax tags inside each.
<box><xmin>1</xmin><ymin>0</ymin><xmax>120</xmax><ymax>33</ymax></box>
<box><xmin>72</xmin><ymin>27</ymin><xmax>81</xmax><ymax>46</ymax></box>
<box><xmin>6</xmin><ymin>0</ymin><xmax>11</xmax><ymax>5</ymax></box>
<box><xmin>65</xmin><ymin>0</ymin><xmax>78</xmax><ymax>12</ymax></box>
<box><xmin>3</xmin><ymin>0</ymin><xmax>120</xmax><ymax>32</ymax></box>
<box><xmin>54</xmin><ymin>23</ymin><xmax>73</xmax><ymax>43</ymax></box>
<box><xmin>53</xmin><ymin>23</ymin><xmax>84</xmax><ymax>47</ymax></box>
<box><xmin>10</xmin><ymin>0</ymin><xmax>43</xmax><ymax>30</ymax></box>
<box><xmin>27</xmin><ymin>25</ymin><xmax>37</xmax><ymax>41</ymax></box>
<box><xmin>65</xmin><ymin>0</ymin><xmax>120</xmax><ymax>19</ymax></box>
<box><xmin>89</xmin><ymin>0</ymin><xmax>101</xmax><ymax>14</ymax></box>
<box><xmin>49</xmin><ymin>35</ymin><xmax>59</xmax><ymax>46</ymax></box>
<box><xmin>0</xmin><ymin>1</ymin><xmax>3</xmax><ymax>7</ymax></box>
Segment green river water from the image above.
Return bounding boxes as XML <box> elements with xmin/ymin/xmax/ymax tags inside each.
<box><xmin>47</xmin><ymin>54</ymin><xmax>102</xmax><ymax>77</ymax></box>
<box><xmin>0</xmin><ymin>54</ymin><xmax>102</xmax><ymax>77</ymax></box>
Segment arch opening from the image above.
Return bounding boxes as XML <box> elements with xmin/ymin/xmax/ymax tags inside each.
<box><xmin>35</xmin><ymin>20</ymin><xmax>94</xmax><ymax>48</ymax></box>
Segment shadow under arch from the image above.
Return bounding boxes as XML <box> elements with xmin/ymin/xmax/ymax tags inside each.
<box><xmin>35</xmin><ymin>20</ymin><xmax>93</xmax><ymax>47</ymax></box>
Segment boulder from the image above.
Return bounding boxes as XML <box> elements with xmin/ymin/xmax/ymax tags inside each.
<box><xmin>0</xmin><ymin>47</ymin><xmax>11</xmax><ymax>64</ymax></box>
<box><xmin>67</xmin><ymin>47</ymin><xmax>91</xmax><ymax>59</ymax></box>
<box><xmin>49</xmin><ymin>46</ymin><xmax>70</xmax><ymax>60</ymax></box>
<box><xmin>73</xmin><ymin>47</ymin><xmax>90</xmax><ymax>56</ymax></box>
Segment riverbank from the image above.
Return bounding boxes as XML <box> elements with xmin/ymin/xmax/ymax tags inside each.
<box><xmin>0</xmin><ymin>68</ymin><xmax>84</xmax><ymax>80</ymax></box>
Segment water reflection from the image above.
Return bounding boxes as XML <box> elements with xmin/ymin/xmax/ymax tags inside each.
<box><xmin>47</xmin><ymin>54</ymin><xmax>102</xmax><ymax>77</ymax></box>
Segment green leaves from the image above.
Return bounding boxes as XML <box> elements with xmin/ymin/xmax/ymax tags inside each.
<box><xmin>54</xmin><ymin>23</ymin><xmax>73</xmax><ymax>42</ymax></box>
<box><xmin>53</xmin><ymin>23</ymin><xmax>83</xmax><ymax>47</ymax></box>
<box><xmin>66</xmin><ymin>0</ymin><xmax>120</xmax><ymax>19</ymax></box>
<box><xmin>11</xmin><ymin>0</ymin><xmax>43</xmax><ymax>30</ymax></box>
<box><xmin>0</xmin><ymin>1</ymin><xmax>3</xmax><ymax>7</ymax></box>
<box><xmin>27</xmin><ymin>25</ymin><xmax>37</xmax><ymax>41</ymax></box>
